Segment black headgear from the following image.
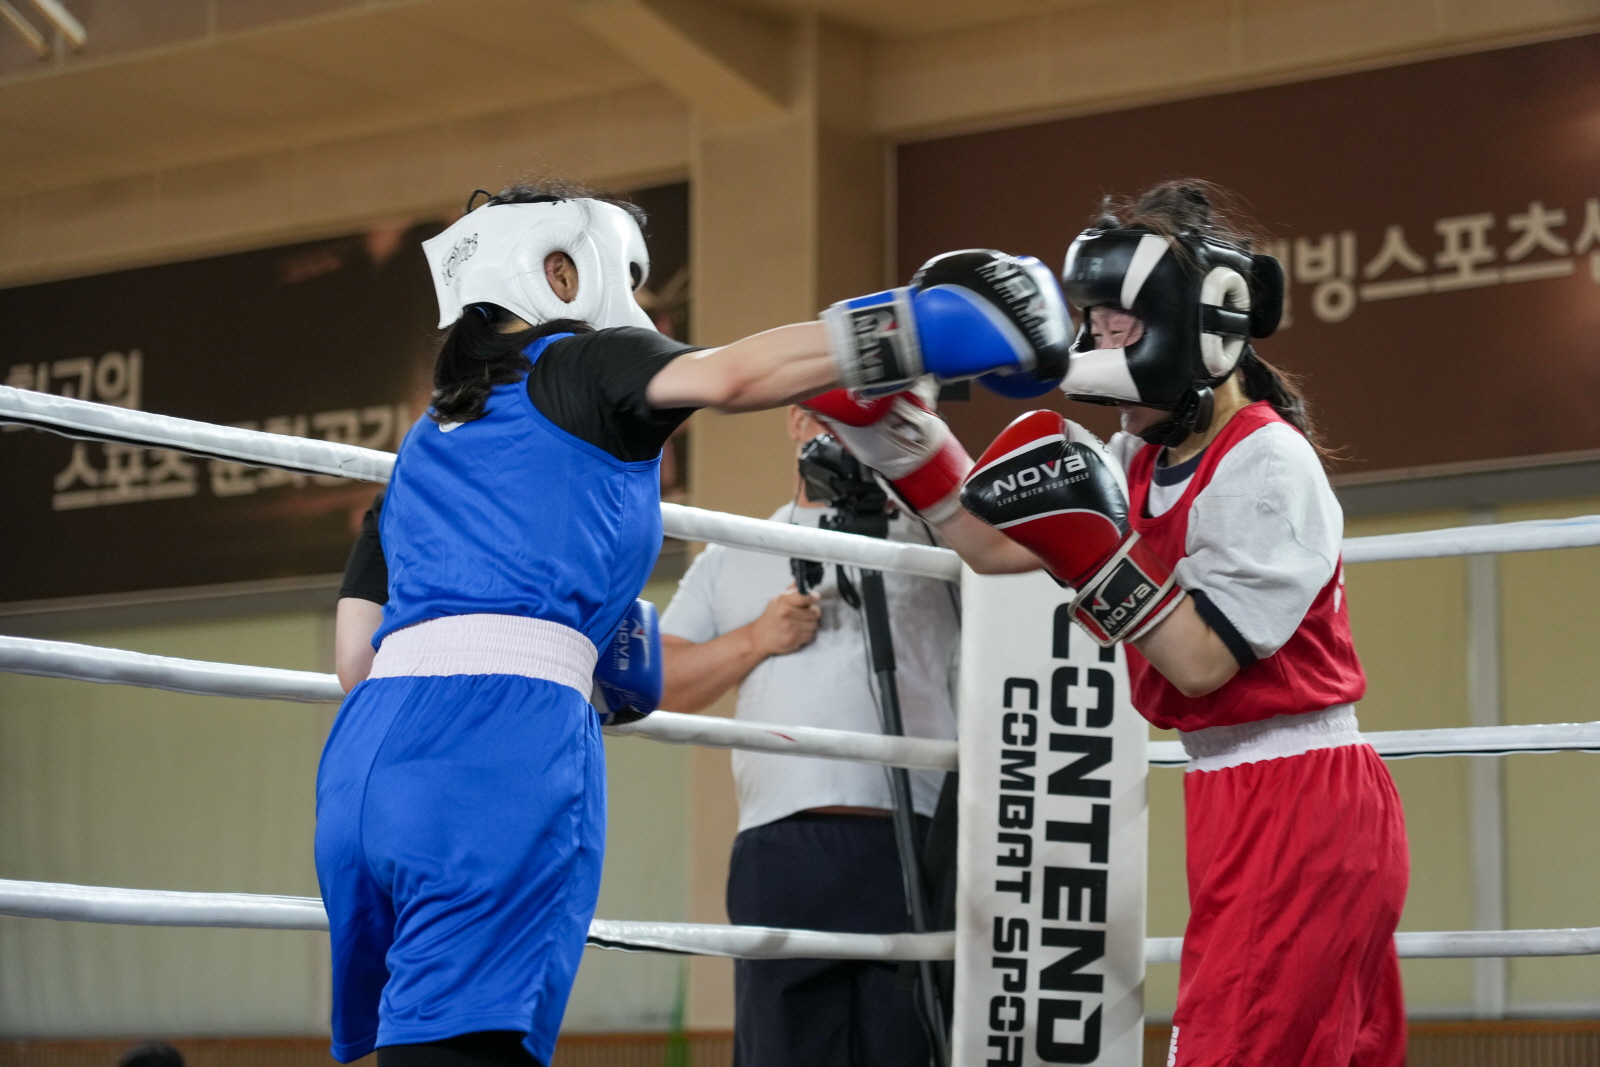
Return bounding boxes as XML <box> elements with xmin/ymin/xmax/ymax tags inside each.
<box><xmin>1057</xmin><ymin>225</ymin><xmax>1283</xmax><ymax>445</ymax></box>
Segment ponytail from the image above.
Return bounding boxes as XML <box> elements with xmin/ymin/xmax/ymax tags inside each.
<box><xmin>430</xmin><ymin>309</ymin><xmax>591</xmax><ymax>425</ymax></box>
<box><xmin>1236</xmin><ymin>346</ymin><xmax>1335</xmax><ymax>458</ymax></box>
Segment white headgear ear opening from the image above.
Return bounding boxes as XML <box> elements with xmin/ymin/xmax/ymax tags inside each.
<box><xmin>1198</xmin><ymin>266</ymin><xmax>1251</xmax><ymax>378</ymax></box>
<box><xmin>510</xmin><ymin>205</ymin><xmax>603</xmax><ymax>325</ymax></box>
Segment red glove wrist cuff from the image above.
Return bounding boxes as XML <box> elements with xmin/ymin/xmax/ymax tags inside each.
<box><xmin>1068</xmin><ymin>533</ymin><xmax>1183</xmax><ymax>646</ymax></box>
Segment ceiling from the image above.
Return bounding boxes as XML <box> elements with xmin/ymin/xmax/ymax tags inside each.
<box><xmin>735</xmin><ymin>0</ymin><xmax>1112</xmax><ymax>36</ymax></box>
<box><xmin>0</xmin><ymin>0</ymin><xmax>1115</xmax><ymax>199</ymax></box>
<box><xmin>0</xmin><ymin>0</ymin><xmax>645</xmax><ymax>198</ymax></box>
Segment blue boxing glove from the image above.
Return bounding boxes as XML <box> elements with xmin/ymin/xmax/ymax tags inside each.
<box><xmin>822</xmin><ymin>250</ymin><xmax>1073</xmax><ymax>393</ymax></box>
<box><xmin>593</xmin><ymin>599</ymin><xmax>662</xmax><ymax>727</ymax></box>
<box><xmin>977</xmin><ymin>367</ymin><xmax>1065</xmax><ymax>399</ymax></box>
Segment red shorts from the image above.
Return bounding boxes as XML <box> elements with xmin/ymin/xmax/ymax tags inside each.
<box><xmin>1169</xmin><ymin>743</ymin><xmax>1409</xmax><ymax>1067</ymax></box>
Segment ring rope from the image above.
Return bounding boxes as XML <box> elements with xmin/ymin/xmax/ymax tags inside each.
<box><xmin>1343</xmin><ymin>515</ymin><xmax>1600</xmax><ymax>563</ymax></box>
<box><xmin>0</xmin><ymin>635</ymin><xmax>958</xmax><ymax>771</ymax></box>
<box><xmin>0</xmin><ymin>634</ymin><xmax>345</xmax><ymax>703</ymax></box>
<box><xmin>6</xmin><ymin>878</ymin><xmax>1596</xmax><ymax>962</ymax></box>
<box><xmin>0</xmin><ymin>878</ymin><xmax>951</xmax><ymax>961</ymax></box>
<box><xmin>1144</xmin><ymin>927</ymin><xmax>1600</xmax><ymax>964</ymax></box>
<box><xmin>0</xmin><ymin>387</ymin><xmax>958</xmax><ymax>581</ymax></box>
<box><xmin>6</xmin><ymin>636</ymin><xmax>1597</xmax><ymax>769</ymax></box>
<box><xmin>606</xmin><ymin>709</ymin><xmax>957</xmax><ymax>771</ymax></box>
<box><xmin>0</xmin><ymin>385</ymin><xmax>397</xmax><ymax>482</ymax></box>
<box><xmin>658</xmin><ymin>501</ymin><xmax>959</xmax><ymax>581</ymax></box>
<box><xmin>1148</xmin><ymin>721</ymin><xmax>1600</xmax><ymax>767</ymax></box>
<box><xmin>5</xmin><ymin>386</ymin><xmax>1599</xmax><ymax>570</ymax></box>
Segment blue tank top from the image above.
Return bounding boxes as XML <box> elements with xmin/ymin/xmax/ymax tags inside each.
<box><xmin>374</xmin><ymin>334</ymin><xmax>664</xmax><ymax>650</ymax></box>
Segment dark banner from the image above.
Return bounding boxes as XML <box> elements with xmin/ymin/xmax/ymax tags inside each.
<box><xmin>898</xmin><ymin>34</ymin><xmax>1600</xmax><ymax>473</ymax></box>
<box><xmin>1</xmin><ymin>182</ymin><xmax>689</xmax><ymax>606</ymax></box>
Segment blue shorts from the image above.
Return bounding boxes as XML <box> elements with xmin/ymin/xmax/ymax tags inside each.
<box><xmin>314</xmin><ymin>673</ymin><xmax>605</xmax><ymax>1065</ymax></box>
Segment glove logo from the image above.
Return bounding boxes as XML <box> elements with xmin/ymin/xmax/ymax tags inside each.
<box><xmin>1078</xmin><ymin>557</ymin><xmax>1161</xmax><ymax>642</ymax></box>
<box><xmin>975</xmin><ymin>256</ymin><xmax>1067</xmax><ymax>347</ymax></box>
<box><xmin>847</xmin><ymin>304</ymin><xmax>911</xmax><ymax>385</ymax></box>
<box><xmin>981</xmin><ymin>449</ymin><xmax>1089</xmax><ymax>499</ymax></box>
<box><xmin>612</xmin><ymin>617</ymin><xmax>650</xmax><ymax>673</ymax></box>
<box><xmin>627</xmin><ymin>619</ymin><xmax>651</xmax><ymax>668</ymax></box>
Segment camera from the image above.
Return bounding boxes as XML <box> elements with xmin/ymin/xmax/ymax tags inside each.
<box><xmin>791</xmin><ymin>434</ymin><xmax>896</xmax><ymax>597</ymax></box>
<box><xmin>796</xmin><ymin>435</ymin><xmax>891</xmax><ymax>532</ymax></box>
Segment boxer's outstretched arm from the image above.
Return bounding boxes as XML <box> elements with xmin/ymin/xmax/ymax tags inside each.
<box><xmin>646</xmin><ymin>322</ymin><xmax>835</xmax><ymax>412</ymax></box>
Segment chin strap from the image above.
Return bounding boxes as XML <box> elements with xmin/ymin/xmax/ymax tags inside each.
<box><xmin>1137</xmin><ymin>386</ymin><xmax>1215</xmax><ymax>447</ymax></box>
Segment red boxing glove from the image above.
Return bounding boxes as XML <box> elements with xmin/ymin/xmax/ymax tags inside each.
<box><xmin>960</xmin><ymin>410</ymin><xmax>1183</xmax><ymax>645</ymax></box>
<box><xmin>803</xmin><ymin>389</ymin><xmax>972</xmax><ymax>523</ymax></box>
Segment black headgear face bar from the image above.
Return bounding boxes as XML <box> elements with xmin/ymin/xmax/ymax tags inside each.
<box><xmin>1057</xmin><ymin>226</ymin><xmax>1282</xmax><ymax>444</ymax></box>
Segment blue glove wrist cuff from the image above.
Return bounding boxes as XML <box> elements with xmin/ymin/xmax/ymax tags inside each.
<box><xmin>822</xmin><ymin>287</ymin><xmax>924</xmax><ymax>391</ymax></box>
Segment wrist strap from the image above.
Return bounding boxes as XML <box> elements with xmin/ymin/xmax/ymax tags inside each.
<box><xmin>1067</xmin><ymin>532</ymin><xmax>1183</xmax><ymax>646</ymax></box>
<box><xmin>823</xmin><ymin>288</ymin><xmax>924</xmax><ymax>389</ymax></box>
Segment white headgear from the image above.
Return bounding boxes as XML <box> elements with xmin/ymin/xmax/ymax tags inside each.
<box><xmin>421</xmin><ymin>198</ymin><xmax>654</xmax><ymax>331</ymax></box>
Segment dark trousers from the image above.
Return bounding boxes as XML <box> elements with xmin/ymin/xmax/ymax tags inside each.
<box><xmin>726</xmin><ymin>812</ymin><xmax>932</xmax><ymax>1067</ymax></box>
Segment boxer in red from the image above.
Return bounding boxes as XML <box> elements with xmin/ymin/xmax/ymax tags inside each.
<box><xmin>807</xmin><ymin>180</ymin><xmax>1409</xmax><ymax>1067</ymax></box>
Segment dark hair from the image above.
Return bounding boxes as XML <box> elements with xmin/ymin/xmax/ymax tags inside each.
<box><xmin>429</xmin><ymin>178</ymin><xmax>642</xmax><ymax>425</ymax></box>
<box><xmin>119</xmin><ymin>1043</ymin><xmax>184</xmax><ymax>1067</ymax></box>
<box><xmin>1097</xmin><ymin>179</ymin><xmax>1332</xmax><ymax>456</ymax></box>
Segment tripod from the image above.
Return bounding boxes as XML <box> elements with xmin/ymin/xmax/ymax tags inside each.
<box><xmin>794</xmin><ymin>437</ymin><xmax>951</xmax><ymax>1067</ymax></box>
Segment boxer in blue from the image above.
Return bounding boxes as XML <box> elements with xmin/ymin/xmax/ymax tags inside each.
<box><xmin>315</xmin><ymin>178</ymin><xmax>1076</xmax><ymax>1067</ymax></box>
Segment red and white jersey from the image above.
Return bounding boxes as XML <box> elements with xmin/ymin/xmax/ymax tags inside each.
<box><xmin>1115</xmin><ymin>401</ymin><xmax>1365</xmax><ymax>733</ymax></box>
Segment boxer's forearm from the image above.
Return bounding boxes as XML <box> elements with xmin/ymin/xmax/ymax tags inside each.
<box><xmin>1131</xmin><ymin>597</ymin><xmax>1239</xmax><ymax>697</ymax></box>
<box><xmin>645</xmin><ymin>322</ymin><xmax>835</xmax><ymax>412</ymax></box>
<box><xmin>936</xmin><ymin>510</ymin><xmax>1046</xmax><ymax>574</ymax></box>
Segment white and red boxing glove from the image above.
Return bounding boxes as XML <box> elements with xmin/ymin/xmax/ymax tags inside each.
<box><xmin>803</xmin><ymin>388</ymin><xmax>973</xmax><ymax>523</ymax></box>
<box><xmin>960</xmin><ymin>410</ymin><xmax>1183</xmax><ymax>646</ymax></box>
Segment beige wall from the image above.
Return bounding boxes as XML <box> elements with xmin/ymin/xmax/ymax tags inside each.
<box><xmin>0</xmin><ymin>613</ymin><xmax>334</xmax><ymax>1035</ymax></box>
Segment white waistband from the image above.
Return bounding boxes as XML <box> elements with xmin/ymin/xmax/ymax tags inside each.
<box><xmin>1180</xmin><ymin>704</ymin><xmax>1362</xmax><ymax>773</ymax></box>
<box><xmin>370</xmin><ymin>614</ymin><xmax>598</xmax><ymax>695</ymax></box>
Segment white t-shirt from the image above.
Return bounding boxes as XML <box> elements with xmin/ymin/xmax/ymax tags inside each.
<box><xmin>1108</xmin><ymin>421</ymin><xmax>1344</xmax><ymax>663</ymax></box>
<box><xmin>659</xmin><ymin>503</ymin><xmax>961</xmax><ymax>832</ymax></box>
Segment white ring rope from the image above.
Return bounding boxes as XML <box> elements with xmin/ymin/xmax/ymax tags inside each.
<box><xmin>1343</xmin><ymin>516</ymin><xmax>1600</xmax><ymax>563</ymax></box>
<box><xmin>1147</xmin><ymin>721</ymin><xmax>1600</xmax><ymax>768</ymax></box>
<box><xmin>0</xmin><ymin>385</ymin><xmax>397</xmax><ymax>482</ymax></box>
<box><xmin>658</xmin><ymin>502</ymin><xmax>959</xmax><ymax>581</ymax></box>
<box><xmin>606</xmin><ymin>709</ymin><xmax>957</xmax><ymax>771</ymax></box>
<box><xmin>0</xmin><ymin>879</ymin><xmax>951</xmax><ymax>961</ymax></box>
<box><xmin>0</xmin><ymin>636</ymin><xmax>957</xmax><ymax>771</ymax></box>
<box><xmin>10</xmin><ymin>390</ymin><xmax>1600</xmax><ymax>997</ymax></box>
<box><xmin>0</xmin><ymin>634</ymin><xmax>346</xmax><ymax>703</ymax></box>
<box><xmin>7</xmin><ymin>636</ymin><xmax>1596</xmax><ymax>771</ymax></box>
<box><xmin>584</xmin><ymin>920</ymin><xmax>952</xmax><ymax>961</ymax></box>
<box><xmin>6</xmin><ymin>878</ymin><xmax>1596</xmax><ymax>962</ymax></box>
<box><xmin>0</xmin><ymin>878</ymin><xmax>330</xmax><ymax>931</ymax></box>
<box><xmin>0</xmin><ymin>386</ymin><xmax>958</xmax><ymax>581</ymax></box>
<box><xmin>6</xmin><ymin>386</ymin><xmax>1600</xmax><ymax>571</ymax></box>
<box><xmin>1144</xmin><ymin>927</ymin><xmax>1600</xmax><ymax>965</ymax></box>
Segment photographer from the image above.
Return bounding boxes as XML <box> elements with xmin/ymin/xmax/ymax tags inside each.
<box><xmin>658</xmin><ymin>405</ymin><xmax>960</xmax><ymax>1067</ymax></box>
